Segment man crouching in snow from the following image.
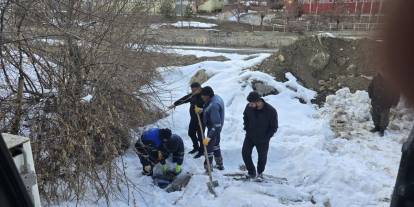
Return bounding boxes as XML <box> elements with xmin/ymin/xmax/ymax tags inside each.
<box><xmin>242</xmin><ymin>92</ymin><xmax>278</xmax><ymax>180</ymax></box>
<box><xmin>198</xmin><ymin>86</ymin><xmax>225</xmax><ymax>171</ymax></box>
<box><xmin>135</xmin><ymin>128</ymin><xmax>184</xmax><ymax>176</ymax></box>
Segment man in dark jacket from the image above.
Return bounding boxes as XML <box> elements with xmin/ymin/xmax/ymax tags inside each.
<box><xmin>169</xmin><ymin>82</ymin><xmax>205</xmax><ymax>158</ymax></box>
<box><xmin>368</xmin><ymin>74</ymin><xmax>400</xmax><ymax>136</ymax></box>
<box><xmin>391</xmin><ymin>129</ymin><xmax>414</xmax><ymax>207</ymax></box>
<box><xmin>242</xmin><ymin>92</ymin><xmax>278</xmax><ymax>179</ymax></box>
<box><xmin>135</xmin><ymin>128</ymin><xmax>184</xmax><ymax>175</ymax></box>
<box><xmin>198</xmin><ymin>86</ymin><xmax>225</xmax><ymax>171</ymax></box>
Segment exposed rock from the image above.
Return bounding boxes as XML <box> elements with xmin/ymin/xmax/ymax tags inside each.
<box><xmin>251</xmin><ymin>80</ymin><xmax>279</xmax><ymax>96</ymax></box>
<box><xmin>309</xmin><ymin>52</ymin><xmax>330</xmax><ymax>70</ymax></box>
<box><xmin>335</xmin><ymin>57</ymin><xmax>348</xmax><ymax>66</ymax></box>
<box><xmin>190</xmin><ymin>69</ymin><xmax>210</xmax><ymax>85</ymax></box>
<box><xmin>278</xmin><ymin>54</ymin><xmax>285</xmax><ymax>62</ymax></box>
<box><xmin>199</xmin><ymin>56</ymin><xmax>230</xmax><ymax>62</ymax></box>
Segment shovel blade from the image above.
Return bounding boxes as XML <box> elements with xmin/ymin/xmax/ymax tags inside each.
<box><xmin>206</xmin><ymin>182</ymin><xmax>218</xmax><ymax>197</ymax></box>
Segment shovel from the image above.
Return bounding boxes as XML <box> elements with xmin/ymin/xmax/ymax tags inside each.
<box><xmin>195</xmin><ymin>112</ymin><xmax>219</xmax><ymax>197</ymax></box>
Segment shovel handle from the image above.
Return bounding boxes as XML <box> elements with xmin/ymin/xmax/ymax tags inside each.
<box><xmin>195</xmin><ymin>112</ymin><xmax>215</xmax><ymax>185</ymax></box>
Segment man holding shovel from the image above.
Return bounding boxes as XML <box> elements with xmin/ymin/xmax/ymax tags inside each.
<box><xmin>196</xmin><ymin>86</ymin><xmax>225</xmax><ymax>171</ymax></box>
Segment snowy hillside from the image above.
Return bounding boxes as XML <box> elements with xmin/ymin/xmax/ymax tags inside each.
<box><xmin>59</xmin><ymin>48</ymin><xmax>411</xmax><ymax>207</ymax></box>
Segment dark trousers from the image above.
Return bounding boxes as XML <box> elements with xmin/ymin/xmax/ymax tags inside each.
<box><xmin>188</xmin><ymin>117</ymin><xmax>204</xmax><ymax>152</ymax></box>
<box><xmin>242</xmin><ymin>138</ymin><xmax>269</xmax><ymax>176</ymax></box>
<box><xmin>371</xmin><ymin>106</ymin><xmax>390</xmax><ymax>132</ymax></box>
<box><xmin>205</xmin><ymin>128</ymin><xmax>223</xmax><ymax>168</ymax></box>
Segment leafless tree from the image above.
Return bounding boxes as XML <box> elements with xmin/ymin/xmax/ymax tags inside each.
<box><xmin>0</xmin><ymin>0</ymin><xmax>165</xmax><ymax>205</ymax></box>
<box><xmin>227</xmin><ymin>1</ymin><xmax>246</xmax><ymax>23</ymax></box>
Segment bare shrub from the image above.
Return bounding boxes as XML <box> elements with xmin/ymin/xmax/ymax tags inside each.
<box><xmin>0</xmin><ymin>0</ymin><xmax>164</xmax><ymax>205</ymax></box>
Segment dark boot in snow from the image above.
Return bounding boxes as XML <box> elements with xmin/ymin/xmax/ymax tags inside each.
<box><xmin>379</xmin><ymin>130</ymin><xmax>385</xmax><ymax>137</ymax></box>
<box><xmin>193</xmin><ymin>152</ymin><xmax>203</xmax><ymax>159</ymax></box>
<box><xmin>215</xmin><ymin>165</ymin><xmax>224</xmax><ymax>171</ymax></box>
<box><xmin>255</xmin><ymin>174</ymin><xmax>264</xmax><ymax>182</ymax></box>
<box><xmin>370</xmin><ymin>127</ymin><xmax>380</xmax><ymax>133</ymax></box>
<box><xmin>142</xmin><ymin>170</ymin><xmax>152</xmax><ymax>176</ymax></box>
<box><xmin>245</xmin><ymin>173</ymin><xmax>256</xmax><ymax>180</ymax></box>
<box><xmin>214</xmin><ymin>156</ymin><xmax>224</xmax><ymax>170</ymax></box>
<box><xmin>188</xmin><ymin>148</ymin><xmax>198</xmax><ymax>154</ymax></box>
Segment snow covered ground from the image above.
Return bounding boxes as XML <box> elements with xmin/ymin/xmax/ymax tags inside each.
<box><xmin>58</xmin><ymin>48</ymin><xmax>411</xmax><ymax>207</ymax></box>
<box><xmin>151</xmin><ymin>21</ymin><xmax>217</xmax><ymax>29</ymax></box>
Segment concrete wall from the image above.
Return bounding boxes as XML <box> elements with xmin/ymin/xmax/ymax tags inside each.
<box><xmin>157</xmin><ymin>29</ymin><xmax>298</xmax><ymax>48</ymax></box>
<box><xmin>156</xmin><ymin>29</ymin><xmax>373</xmax><ymax>48</ymax></box>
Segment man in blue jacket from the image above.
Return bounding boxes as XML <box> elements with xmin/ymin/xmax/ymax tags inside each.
<box><xmin>197</xmin><ymin>86</ymin><xmax>225</xmax><ymax>171</ymax></box>
<box><xmin>135</xmin><ymin>128</ymin><xmax>184</xmax><ymax>175</ymax></box>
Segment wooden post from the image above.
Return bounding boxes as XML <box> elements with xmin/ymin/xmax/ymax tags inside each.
<box><xmin>368</xmin><ymin>0</ymin><xmax>374</xmax><ymax>29</ymax></box>
<box><xmin>309</xmin><ymin>0</ymin><xmax>312</xmax><ymax>14</ymax></box>
<box><xmin>360</xmin><ymin>0</ymin><xmax>365</xmax><ymax>23</ymax></box>
<box><xmin>354</xmin><ymin>0</ymin><xmax>358</xmax><ymax>30</ymax></box>
<box><xmin>376</xmin><ymin>0</ymin><xmax>383</xmax><ymax>24</ymax></box>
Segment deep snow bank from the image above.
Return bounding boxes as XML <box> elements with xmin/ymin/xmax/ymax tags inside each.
<box><xmin>58</xmin><ymin>48</ymin><xmax>410</xmax><ymax>207</ymax></box>
<box><xmin>135</xmin><ymin>49</ymin><xmax>409</xmax><ymax>207</ymax></box>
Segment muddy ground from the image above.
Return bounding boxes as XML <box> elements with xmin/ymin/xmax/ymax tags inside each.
<box><xmin>255</xmin><ymin>36</ymin><xmax>381</xmax><ymax>105</ymax></box>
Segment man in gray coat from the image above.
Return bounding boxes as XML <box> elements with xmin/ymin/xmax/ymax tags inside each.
<box><xmin>197</xmin><ymin>86</ymin><xmax>225</xmax><ymax>171</ymax></box>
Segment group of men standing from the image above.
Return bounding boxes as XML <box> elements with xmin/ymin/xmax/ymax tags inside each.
<box><xmin>134</xmin><ymin>74</ymin><xmax>399</xmax><ymax>182</ymax></box>
<box><xmin>170</xmin><ymin>84</ymin><xmax>226</xmax><ymax>171</ymax></box>
<box><xmin>135</xmin><ymin>82</ymin><xmax>279</xmax><ymax>180</ymax></box>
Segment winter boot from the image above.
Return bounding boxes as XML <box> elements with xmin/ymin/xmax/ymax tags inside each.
<box><xmin>142</xmin><ymin>170</ymin><xmax>152</xmax><ymax>176</ymax></box>
<box><xmin>214</xmin><ymin>156</ymin><xmax>224</xmax><ymax>171</ymax></box>
<box><xmin>193</xmin><ymin>152</ymin><xmax>203</xmax><ymax>159</ymax></box>
<box><xmin>255</xmin><ymin>173</ymin><xmax>264</xmax><ymax>182</ymax></box>
<box><xmin>370</xmin><ymin>127</ymin><xmax>380</xmax><ymax>133</ymax></box>
<box><xmin>245</xmin><ymin>173</ymin><xmax>256</xmax><ymax>180</ymax></box>
<box><xmin>379</xmin><ymin>130</ymin><xmax>385</xmax><ymax>137</ymax></box>
<box><xmin>188</xmin><ymin>148</ymin><xmax>199</xmax><ymax>154</ymax></box>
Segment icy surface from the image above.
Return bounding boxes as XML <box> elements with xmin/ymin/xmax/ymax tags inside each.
<box><xmin>56</xmin><ymin>49</ymin><xmax>410</xmax><ymax>207</ymax></box>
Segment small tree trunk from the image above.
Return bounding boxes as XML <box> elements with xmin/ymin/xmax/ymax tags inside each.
<box><xmin>11</xmin><ymin>71</ymin><xmax>24</xmax><ymax>134</ymax></box>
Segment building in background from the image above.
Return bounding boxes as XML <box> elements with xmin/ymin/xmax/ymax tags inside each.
<box><xmin>285</xmin><ymin>0</ymin><xmax>383</xmax><ymax>15</ymax></box>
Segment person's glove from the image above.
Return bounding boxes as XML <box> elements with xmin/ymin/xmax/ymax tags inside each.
<box><xmin>157</xmin><ymin>151</ymin><xmax>163</xmax><ymax>160</ymax></box>
<box><xmin>175</xmin><ymin>164</ymin><xmax>182</xmax><ymax>175</ymax></box>
<box><xmin>144</xmin><ymin>165</ymin><xmax>152</xmax><ymax>173</ymax></box>
<box><xmin>161</xmin><ymin>164</ymin><xmax>168</xmax><ymax>175</ymax></box>
<box><xmin>168</xmin><ymin>105</ymin><xmax>176</xmax><ymax>110</ymax></box>
<box><xmin>194</xmin><ymin>106</ymin><xmax>203</xmax><ymax>114</ymax></box>
<box><xmin>202</xmin><ymin>137</ymin><xmax>211</xmax><ymax>146</ymax></box>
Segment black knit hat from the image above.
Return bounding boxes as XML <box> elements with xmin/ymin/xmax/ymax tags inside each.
<box><xmin>190</xmin><ymin>82</ymin><xmax>201</xmax><ymax>88</ymax></box>
<box><xmin>247</xmin><ymin>91</ymin><xmax>261</xmax><ymax>102</ymax></box>
<box><xmin>201</xmin><ymin>86</ymin><xmax>214</xmax><ymax>97</ymax></box>
<box><xmin>159</xmin><ymin>128</ymin><xmax>172</xmax><ymax>141</ymax></box>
